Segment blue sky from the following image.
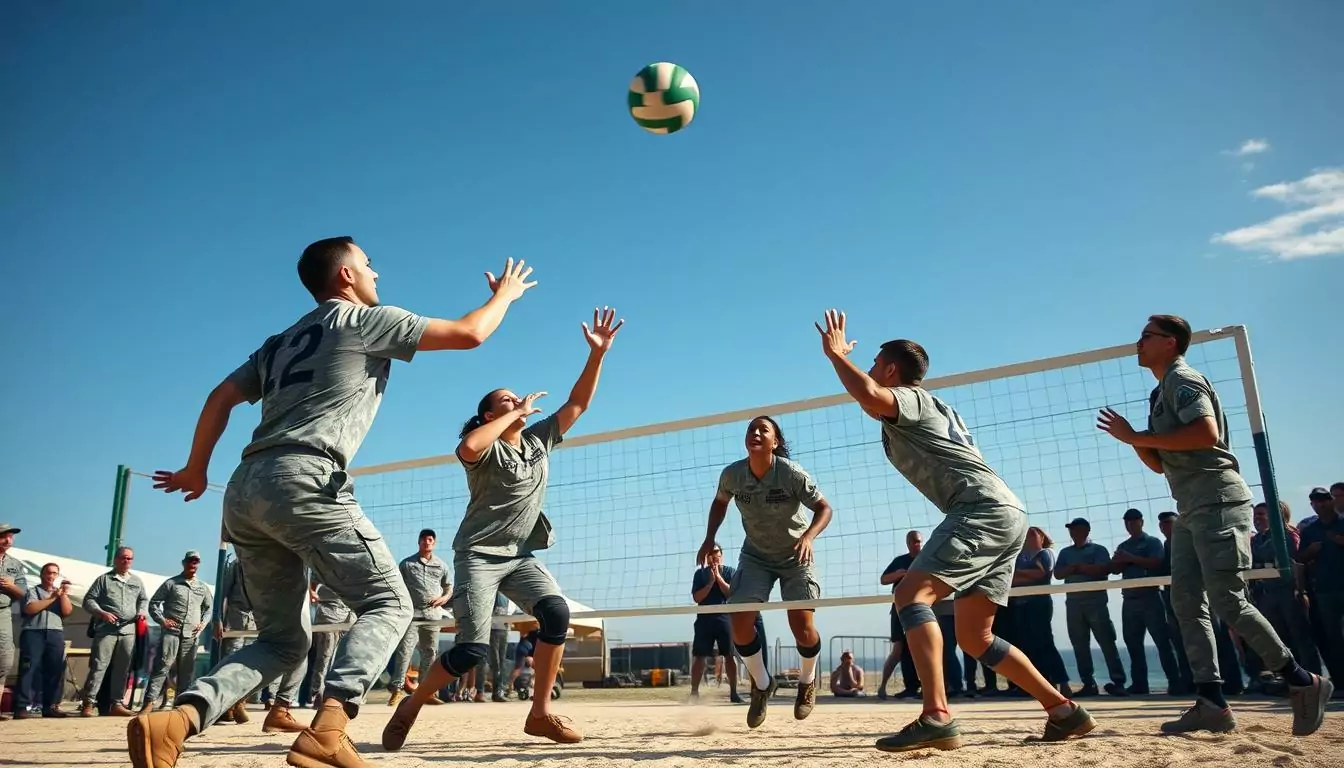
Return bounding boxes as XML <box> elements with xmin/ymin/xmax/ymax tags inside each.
<box><xmin>4</xmin><ymin>3</ymin><xmax>1342</xmax><ymax>650</ymax></box>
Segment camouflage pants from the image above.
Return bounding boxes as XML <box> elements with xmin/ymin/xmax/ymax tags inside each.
<box><xmin>174</xmin><ymin>454</ymin><xmax>411</xmax><ymax>732</ymax></box>
<box><xmin>81</xmin><ymin>632</ymin><xmax>135</xmax><ymax>706</ymax></box>
<box><xmin>1169</xmin><ymin>501</ymin><xmax>1292</xmax><ymax>684</ymax></box>
<box><xmin>145</xmin><ymin>633</ymin><xmax>199</xmax><ymax>707</ymax></box>
<box><xmin>389</xmin><ymin>625</ymin><xmax>440</xmax><ymax>693</ymax></box>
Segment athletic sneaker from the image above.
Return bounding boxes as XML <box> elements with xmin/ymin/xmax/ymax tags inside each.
<box><xmin>746</xmin><ymin>678</ymin><xmax>777</xmax><ymax>729</ymax></box>
<box><xmin>1161</xmin><ymin>698</ymin><xmax>1236</xmax><ymax>734</ymax></box>
<box><xmin>1287</xmin><ymin>674</ymin><xmax>1333</xmax><ymax>737</ymax></box>
<box><xmin>794</xmin><ymin>682</ymin><xmax>816</xmax><ymax>720</ymax></box>
<box><xmin>874</xmin><ymin>715</ymin><xmax>963</xmax><ymax>752</ymax></box>
<box><xmin>1040</xmin><ymin>703</ymin><xmax>1097</xmax><ymax>742</ymax></box>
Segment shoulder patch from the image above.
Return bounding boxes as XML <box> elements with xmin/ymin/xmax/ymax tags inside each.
<box><xmin>1175</xmin><ymin>384</ymin><xmax>1202</xmax><ymax>410</ymax></box>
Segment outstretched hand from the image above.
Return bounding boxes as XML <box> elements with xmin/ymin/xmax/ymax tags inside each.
<box><xmin>519</xmin><ymin>391</ymin><xmax>548</xmax><ymax>418</ymax></box>
<box><xmin>485</xmin><ymin>258</ymin><xmax>538</xmax><ymax>302</ymax></box>
<box><xmin>1096</xmin><ymin>407</ymin><xmax>1139</xmax><ymax>444</ymax></box>
<box><xmin>815</xmin><ymin>309</ymin><xmax>858</xmax><ymax>359</ymax></box>
<box><xmin>153</xmin><ymin>467</ymin><xmax>208</xmax><ymax>502</ymax></box>
<box><xmin>582</xmin><ymin>306</ymin><xmax>625</xmax><ymax>352</ymax></box>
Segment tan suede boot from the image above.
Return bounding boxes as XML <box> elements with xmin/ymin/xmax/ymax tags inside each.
<box><xmin>264</xmin><ymin>705</ymin><xmax>308</xmax><ymax>734</ymax></box>
<box><xmin>126</xmin><ymin>708</ymin><xmax>193</xmax><ymax>768</ymax></box>
<box><xmin>285</xmin><ymin>700</ymin><xmax>370</xmax><ymax>768</ymax></box>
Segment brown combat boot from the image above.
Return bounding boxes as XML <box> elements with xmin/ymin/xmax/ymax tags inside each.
<box><xmin>110</xmin><ymin>703</ymin><xmax>136</xmax><ymax>717</ymax></box>
<box><xmin>81</xmin><ymin>703</ymin><xmax>98</xmax><ymax>717</ymax></box>
<box><xmin>127</xmin><ymin>708</ymin><xmax>193</xmax><ymax>768</ymax></box>
<box><xmin>286</xmin><ymin>700</ymin><xmax>369</xmax><ymax>768</ymax></box>
<box><xmin>264</xmin><ymin>705</ymin><xmax>308</xmax><ymax>734</ymax></box>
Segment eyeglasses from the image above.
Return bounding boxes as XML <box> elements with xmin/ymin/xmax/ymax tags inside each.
<box><xmin>1140</xmin><ymin>331</ymin><xmax>1172</xmax><ymax>341</ymax></box>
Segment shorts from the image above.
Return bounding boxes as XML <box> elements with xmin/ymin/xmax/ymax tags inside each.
<box><xmin>692</xmin><ymin>617</ymin><xmax>733</xmax><ymax>658</ymax></box>
<box><xmin>911</xmin><ymin>504</ymin><xmax>1027</xmax><ymax>607</ymax></box>
<box><xmin>726</xmin><ymin>549</ymin><xmax>820</xmax><ymax>606</ymax></box>
<box><xmin>451</xmin><ymin>551</ymin><xmax>563</xmax><ymax>646</ymax></box>
<box><xmin>889</xmin><ymin>607</ymin><xmax>906</xmax><ymax>642</ymax></box>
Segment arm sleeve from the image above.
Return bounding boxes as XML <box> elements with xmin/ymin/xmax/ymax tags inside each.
<box><xmin>225</xmin><ymin>355</ymin><xmax>264</xmax><ymax>405</ymax></box>
<box><xmin>136</xmin><ymin>581</ymin><xmax>149</xmax><ymax>615</ymax></box>
<box><xmin>522</xmin><ymin>413</ymin><xmax>565</xmax><ymax>453</ymax></box>
<box><xmin>888</xmin><ymin>387</ymin><xmax>925</xmax><ymax>428</ymax></box>
<box><xmin>789</xmin><ymin>462</ymin><xmax>825</xmax><ymax>510</ymax></box>
<box><xmin>82</xmin><ymin>576</ymin><xmax>105</xmax><ymax>615</ymax></box>
<box><xmin>1170</xmin><ymin>372</ymin><xmax>1217</xmax><ymax>425</ymax></box>
<box><xmin>148</xmin><ymin>581</ymin><xmax>169</xmax><ymax>624</ymax></box>
<box><xmin>358</xmin><ymin>305</ymin><xmax>430</xmax><ymax>362</ymax></box>
<box><xmin>199</xmin><ymin>588</ymin><xmax>213</xmax><ymax>627</ymax></box>
<box><xmin>714</xmin><ymin>466</ymin><xmax>734</xmax><ymax>503</ymax></box>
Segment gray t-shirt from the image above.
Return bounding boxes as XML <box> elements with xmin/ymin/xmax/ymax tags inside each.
<box><xmin>1147</xmin><ymin>358</ymin><xmax>1252</xmax><ymax>513</ymax></box>
<box><xmin>1115</xmin><ymin>532</ymin><xmax>1164</xmax><ymax>596</ymax></box>
<box><xmin>0</xmin><ymin>551</ymin><xmax>28</xmax><ymax>610</ymax></box>
<box><xmin>879</xmin><ymin>387</ymin><xmax>1023</xmax><ymax>513</ymax></box>
<box><xmin>22</xmin><ymin>586</ymin><xmax>65</xmax><ymax>632</ymax></box>
<box><xmin>715</xmin><ymin>456</ymin><xmax>825</xmax><ymax>562</ymax></box>
<box><xmin>453</xmin><ymin>414</ymin><xmax>564</xmax><ymax>557</ymax></box>
<box><xmin>399</xmin><ymin>553</ymin><xmax>451</xmax><ymax>619</ymax></box>
<box><xmin>1055</xmin><ymin>542</ymin><xmax>1111</xmax><ymax>604</ymax></box>
<box><xmin>227</xmin><ymin>299</ymin><xmax>429</xmax><ymax>470</ymax></box>
<box><xmin>82</xmin><ymin>571</ymin><xmax>148</xmax><ymax>636</ymax></box>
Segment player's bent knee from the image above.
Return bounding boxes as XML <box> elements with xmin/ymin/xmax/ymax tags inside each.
<box><xmin>440</xmin><ymin>642</ymin><xmax>489</xmax><ymax>678</ymax></box>
<box><xmin>972</xmin><ymin>635</ymin><xmax>1012</xmax><ymax>670</ymax></box>
<box><xmin>534</xmin><ymin>595</ymin><xmax>570</xmax><ymax>645</ymax></box>
<box><xmin>897</xmin><ymin>602</ymin><xmax>937</xmax><ymax>633</ymax></box>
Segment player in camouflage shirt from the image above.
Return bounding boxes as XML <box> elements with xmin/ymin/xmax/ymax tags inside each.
<box><xmin>133</xmin><ymin>238</ymin><xmax>538</xmax><ymax>768</ymax></box>
<box><xmin>1098</xmin><ymin>314</ymin><xmax>1331</xmax><ymax>737</ymax></box>
<box><xmin>817</xmin><ymin>309</ymin><xmax>1096</xmax><ymax>753</ymax></box>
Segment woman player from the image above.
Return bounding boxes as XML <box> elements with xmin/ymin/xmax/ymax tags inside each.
<box><xmin>697</xmin><ymin>416</ymin><xmax>834</xmax><ymax>729</ymax></box>
<box><xmin>381</xmin><ymin>307</ymin><xmax>624</xmax><ymax>750</ymax></box>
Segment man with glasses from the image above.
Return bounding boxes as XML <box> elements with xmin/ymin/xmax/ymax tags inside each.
<box><xmin>80</xmin><ymin>546</ymin><xmax>148</xmax><ymax>717</ymax></box>
<box><xmin>690</xmin><ymin>542</ymin><xmax>741</xmax><ymax>703</ymax></box>
<box><xmin>1098</xmin><ymin>314</ymin><xmax>1332</xmax><ymax>736</ymax></box>
<box><xmin>15</xmin><ymin>562</ymin><xmax>73</xmax><ymax>718</ymax></box>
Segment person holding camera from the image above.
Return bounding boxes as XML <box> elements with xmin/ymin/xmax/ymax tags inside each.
<box><xmin>14</xmin><ymin>562</ymin><xmax>74</xmax><ymax>718</ymax></box>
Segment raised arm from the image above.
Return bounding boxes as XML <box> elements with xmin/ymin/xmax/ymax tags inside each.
<box><xmin>456</xmin><ymin>396</ymin><xmax>541</xmax><ymax>464</ymax></box>
<box><xmin>697</xmin><ymin>499</ymin><xmax>731</xmax><ymax>567</ymax></box>
<box><xmin>552</xmin><ymin>307</ymin><xmax>624</xmax><ymax>436</ymax></box>
<box><xmin>417</xmin><ymin>258</ymin><xmax>537</xmax><ymax>351</ymax></box>
<box><xmin>816</xmin><ymin>310</ymin><xmax>898</xmax><ymax>418</ymax></box>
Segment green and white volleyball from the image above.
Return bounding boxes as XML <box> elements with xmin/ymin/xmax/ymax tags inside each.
<box><xmin>628</xmin><ymin>62</ymin><xmax>700</xmax><ymax>135</ymax></box>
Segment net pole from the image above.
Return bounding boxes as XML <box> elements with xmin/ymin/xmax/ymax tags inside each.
<box><xmin>1232</xmin><ymin>325</ymin><xmax>1291</xmax><ymax>583</ymax></box>
<box><xmin>106</xmin><ymin>464</ymin><xmax>127</xmax><ymax>567</ymax></box>
<box><xmin>115</xmin><ymin>466</ymin><xmax>131</xmax><ymax>558</ymax></box>
<box><xmin>209</xmin><ymin>522</ymin><xmax>228</xmax><ymax>666</ymax></box>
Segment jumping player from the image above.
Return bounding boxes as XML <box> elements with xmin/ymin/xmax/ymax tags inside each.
<box><xmin>1097</xmin><ymin>314</ymin><xmax>1332</xmax><ymax>735</ymax></box>
<box><xmin>697</xmin><ymin>415</ymin><xmax>834</xmax><ymax>729</ymax></box>
<box><xmin>136</xmin><ymin>238</ymin><xmax>538</xmax><ymax>768</ymax></box>
<box><xmin>815</xmin><ymin>309</ymin><xmax>1095</xmax><ymax>752</ymax></box>
<box><xmin>381</xmin><ymin>306</ymin><xmax>625</xmax><ymax>751</ymax></box>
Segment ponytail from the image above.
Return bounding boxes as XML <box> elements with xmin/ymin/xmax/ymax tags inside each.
<box><xmin>458</xmin><ymin>390</ymin><xmax>501</xmax><ymax>439</ymax></box>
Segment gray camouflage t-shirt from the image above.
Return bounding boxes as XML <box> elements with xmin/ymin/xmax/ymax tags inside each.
<box><xmin>453</xmin><ymin>414</ymin><xmax>564</xmax><ymax>557</ymax></box>
<box><xmin>227</xmin><ymin>299</ymin><xmax>429</xmax><ymax>470</ymax></box>
<box><xmin>879</xmin><ymin>387</ymin><xmax>1023</xmax><ymax>513</ymax></box>
<box><xmin>715</xmin><ymin>456</ymin><xmax>825</xmax><ymax>562</ymax></box>
<box><xmin>1147</xmin><ymin>357</ymin><xmax>1252</xmax><ymax>513</ymax></box>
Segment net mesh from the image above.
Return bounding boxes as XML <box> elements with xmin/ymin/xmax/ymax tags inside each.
<box><xmin>351</xmin><ymin>331</ymin><xmax>1259</xmax><ymax>615</ymax></box>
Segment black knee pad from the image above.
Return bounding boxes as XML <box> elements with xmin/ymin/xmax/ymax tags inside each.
<box><xmin>440</xmin><ymin>642</ymin><xmax>489</xmax><ymax>678</ymax></box>
<box><xmin>534</xmin><ymin>595</ymin><xmax>570</xmax><ymax>645</ymax></box>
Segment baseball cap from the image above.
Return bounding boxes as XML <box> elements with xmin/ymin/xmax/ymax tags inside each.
<box><xmin>1309</xmin><ymin>487</ymin><xmax>1331</xmax><ymax>501</ymax></box>
<box><xmin>1123</xmin><ymin>508</ymin><xmax>1144</xmax><ymax>521</ymax></box>
<box><xmin>418</xmin><ymin>528</ymin><xmax>437</xmax><ymax>540</ymax></box>
<box><xmin>1158</xmin><ymin>511</ymin><xmax>1178</xmax><ymax>522</ymax></box>
<box><xmin>183</xmin><ymin>550</ymin><xmax>202</xmax><ymax>562</ymax></box>
<box><xmin>1065</xmin><ymin>517</ymin><xmax>1090</xmax><ymax>528</ymax></box>
<box><xmin>0</xmin><ymin>522</ymin><xmax>20</xmax><ymax>535</ymax></box>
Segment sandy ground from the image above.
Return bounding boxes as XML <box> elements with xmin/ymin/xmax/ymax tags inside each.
<box><xmin>8</xmin><ymin>687</ymin><xmax>1343</xmax><ymax>768</ymax></box>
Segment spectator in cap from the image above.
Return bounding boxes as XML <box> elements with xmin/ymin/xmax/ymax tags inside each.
<box><xmin>142</xmin><ymin>550</ymin><xmax>212</xmax><ymax>712</ymax></box>
<box><xmin>1156</xmin><ymin>512</ymin><xmax>1194</xmax><ymax>693</ymax></box>
<box><xmin>1054</xmin><ymin>517</ymin><xmax>1126</xmax><ymax>696</ymax></box>
<box><xmin>1111</xmin><ymin>509</ymin><xmax>1181</xmax><ymax>694</ymax></box>
<box><xmin>1299</xmin><ymin>487</ymin><xmax>1332</xmax><ymax>532</ymax></box>
<box><xmin>1294</xmin><ymin>482</ymin><xmax>1344</xmax><ymax>685</ymax></box>
<box><xmin>387</xmin><ymin>528</ymin><xmax>451</xmax><ymax>706</ymax></box>
<box><xmin>0</xmin><ymin>522</ymin><xmax>27</xmax><ymax>721</ymax></box>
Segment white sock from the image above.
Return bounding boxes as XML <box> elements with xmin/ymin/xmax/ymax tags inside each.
<box><xmin>800</xmin><ymin>655</ymin><xmax>818</xmax><ymax>685</ymax></box>
<box><xmin>742</xmin><ymin>651</ymin><xmax>770</xmax><ymax>690</ymax></box>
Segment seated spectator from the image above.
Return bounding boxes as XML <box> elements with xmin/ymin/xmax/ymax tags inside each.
<box><xmin>830</xmin><ymin>649</ymin><xmax>865</xmax><ymax>697</ymax></box>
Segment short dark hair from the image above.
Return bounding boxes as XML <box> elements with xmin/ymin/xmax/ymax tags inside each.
<box><xmin>298</xmin><ymin>236</ymin><xmax>356</xmax><ymax>300</ymax></box>
<box><xmin>419</xmin><ymin>529</ymin><xmax>437</xmax><ymax>540</ymax></box>
<box><xmin>1148</xmin><ymin>314</ymin><xmax>1192</xmax><ymax>355</ymax></box>
<box><xmin>1331</xmin><ymin>481</ymin><xmax>1344</xmax><ymax>493</ymax></box>
<box><xmin>878</xmin><ymin>340</ymin><xmax>929</xmax><ymax>384</ymax></box>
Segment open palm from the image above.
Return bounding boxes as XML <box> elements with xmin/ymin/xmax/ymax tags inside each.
<box><xmin>582</xmin><ymin>306</ymin><xmax>625</xmax><ymax>352</ymax></box>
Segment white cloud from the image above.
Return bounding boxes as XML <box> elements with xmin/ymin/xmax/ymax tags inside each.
<box><xmin>1224</xmin><ymin>138</ymin><xmax>1270</xmax><ymax>156</ymax></box>
<box><xmin>1211</xmin><ymin>168</ymin><xmax>1344</xmax><ymax>261</ymax></box>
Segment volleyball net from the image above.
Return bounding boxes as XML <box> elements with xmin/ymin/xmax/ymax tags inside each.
<box><xmin>111</xmin><ymin>324</ymin><xmax>1291</xmax><ymax>640</ymax></box>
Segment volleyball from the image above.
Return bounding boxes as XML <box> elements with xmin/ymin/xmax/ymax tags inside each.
<box><xmin>628</xmin><ymin>62</ymin><xmax>700</xmax><ymax>135</ymax></box>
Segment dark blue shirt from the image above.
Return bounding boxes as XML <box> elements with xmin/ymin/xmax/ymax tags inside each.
<box><xmin>1011</xmin><ymin>548</ymin><xmax>1054</xmax><ymax>605</ymax></box>
<box><xmin>692</xmin><ymin>565</ymin><xmax>736</xmax><ymax>625</ymax></box>
<box><xmin>1055</xmin><ymin>542</ymin><xmax>1111</xmax><ymax>604</ymax></box>
<box><xmin>1296</xmin><ymin>517</ymin><xmax>1344</xmax><ymax>595</ymax></box>
<box><xmin>1115</xmin><ymin>532</ymin><xmax>1164</xmax><ymax>596</ymax></box>
<box><xmin>883</xmin><ymin>553</ymin><xmax>916</xmax><ymax>613</ymax></box>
